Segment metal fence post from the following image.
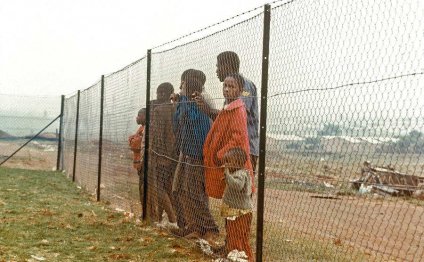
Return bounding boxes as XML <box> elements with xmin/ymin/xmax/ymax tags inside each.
<box><xmin>256</xmin><ymin>4</ymin><xmax>271</xmax><ymax>262</ymax></box>
<box><xmin>97</xmin><ymin>76</ymin><xmax>105</xmax><ymax>201</ymax></box>
<box><xmin>56</xmin><ymin>95</ymin><xmax>65</xmax><ymax>171</ymax></box>
<box><xmin>72</xmin><ymin>90</ymin><xmax>81</xmax><ymax>182</ymax></box>
<box><xmin>142</xmin><ymin>49</ymin><xmax>152</xmax><ymax>221</ymax></box>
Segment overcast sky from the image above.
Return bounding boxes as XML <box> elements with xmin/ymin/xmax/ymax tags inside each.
<box><xmin>0</xmin><ymin>0</ymin><xmax>270</xmax><ymax>97</ymax></box>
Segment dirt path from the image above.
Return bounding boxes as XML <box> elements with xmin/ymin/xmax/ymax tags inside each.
<box><xmin>263</xmin><ymin>189</ymin><xmax>424</xmax><ymax>261</ymax></box>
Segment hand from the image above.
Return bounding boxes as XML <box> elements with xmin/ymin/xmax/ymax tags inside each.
<box><xmin>192</xmin><ymin>91</ymin><xmax>205</xmax><ymax>106</ymax></box>
<box><xmin>170</xmin><ymin>93</ymin><xmax>180</xmax><ymax>103</ymax></box>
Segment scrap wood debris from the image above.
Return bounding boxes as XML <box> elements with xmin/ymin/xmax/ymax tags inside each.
<box><xmin>351</xmin><ymin>161</ymin><xmax>424</xmax><ymax>197</ymax></box>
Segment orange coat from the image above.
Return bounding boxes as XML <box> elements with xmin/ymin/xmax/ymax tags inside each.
<box><xmin>128</xmin><ymin>125</ymin><xmax>145</xmax><ymax>171</ymax></box>
<box><xmin>203</xmin><ymin>98</ymin><xmax>255</xmax><ymax>199</ymax></box>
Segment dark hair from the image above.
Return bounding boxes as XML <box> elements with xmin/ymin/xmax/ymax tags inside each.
<box><xmin>225</xmin><ymin>73</ymin><xmax>245</xmax><ymax>90</ymax></box>
<box><xmin>138</xmin><ymin>108</ymin><xmax>146</xmax><ymax>115</ymax></box>
<box><xmin>194</xmin><ymin>69</ymin><xmax>206</xmax><ymax>86</ymax></box>
<box><xmin>226</xmin><ymin>147</ymin><xmax>247</xmax><ymax>167</ymax></box>
<box><xmin>217</xmin><ymin>51</ymin><xmax>240</xmax><ymax>72</ymax></box>
<box><xmin>181</xmin><ymin>69</ymin><xmax>204</xmax><ymax>94</ymax></box>
<box><xmin>157</xmin><ymin>82</ymin><xmax>174</xmax><ymax>94</ymax></box>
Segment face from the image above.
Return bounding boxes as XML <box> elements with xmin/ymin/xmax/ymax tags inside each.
<box><xmin>223</xmin><ymin>77</ymin><xmax>242</xmax><ymax>103</ymax></box>
<box><xmin>223</xmin><ymin>153</ymin><xmax>241</xmax><ymax>173</ymax></box>
<box><xmin>216</xmin><ymin>60</ymin><xmax>230</xmax><ymax>82</ymax></box>
<box><xmin>136</xmin><ymin>112</ymin><xmax>146</xmax><ymax>125</ymax></box>
<box><xmin>180</xmin><ymin>81</ymin><xmax>187</xmax><ymax>96</ymax></box>
<box><xmin>156</xmin><ymin>88</ymin><xmax>170</xmax><ymax>103</ymax></box>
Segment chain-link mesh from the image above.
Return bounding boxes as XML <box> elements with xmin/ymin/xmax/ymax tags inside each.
<box><xmin>57</xmin><ymin>0</ymin><xmax>424</xmax><ymax>260</ymax></box>
<box><xmin>264</xmin><ymin>0</ymin><xmax>424</xmax><ymax>261</ymax></box>
<box><xmin>0</xmin><ymin>93</ymin><xmax>60</xmax><ymax>170</ymax></box>
<box><xmin>62</xmin><ymin>92</ymin><xmax>78</xmax><ymax>179</ymax></box>
<box><xmin>74</xmin><ymin>82</ymin><xmax>101</xmax><ymax>195</ymax></box>
<box><xmin>148</xmin><ymin>9</ymin><xmax>264</xmax><ymax>260</ymax></box>
<box><xmin>101</xmin><ymin>58</ymin><xmax>147</xmax><ymax>215</ymax></box>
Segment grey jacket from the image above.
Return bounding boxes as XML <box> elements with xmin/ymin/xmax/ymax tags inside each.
<box><xmin>222</xmin><ymin>168</ymin><xmax>253</xmax><ymax>210</ymax></box>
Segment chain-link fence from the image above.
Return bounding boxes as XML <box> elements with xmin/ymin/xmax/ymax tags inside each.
<box><xmin>0</xmin><ymin>93</ymin><xmax>61</xmax><ymax>170</ymax></box>
<box><xmin>57</xmin><ymin>0</ymin><xmax>424</xmax><ymax>261</ymax></box>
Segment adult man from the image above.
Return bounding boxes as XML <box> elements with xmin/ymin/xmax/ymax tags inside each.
<box><xmin>195</xmin><ymin>51</ymin><xmax>259</xmax><ymax>170</ymax></box>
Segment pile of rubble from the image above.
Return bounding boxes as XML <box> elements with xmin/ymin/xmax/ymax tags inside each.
<box><xmin>351</xmin><ymin>161</ymin><xmax>424</xmax><ymax>198</ymax></box>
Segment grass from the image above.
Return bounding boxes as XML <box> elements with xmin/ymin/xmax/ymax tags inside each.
<box><xmin>0</xmin><ymin>167</ymin><xmax>209</xmax><ymax>262</ymax></box>
<box><xmin>262</xmin><ymin>223</ymin><xmax>370</xmax><ymax>261</ymax></box>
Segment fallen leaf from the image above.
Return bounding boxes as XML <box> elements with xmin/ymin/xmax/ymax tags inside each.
<box><xmin>30</xmin><ymin>255</ymin><xmax>46</xmax><ymax>261</ymax></box>
<box><xmin>87</xmin><ymin>246</ymin><xmax>97</xmax><ymax>251</ymax></box>
<box><xmin>334</xmin><ymin>238</ymin><xmax>342</xmax><ymax>246</ymax></box>
<box><xmin>109</xmin><ymin>254</ymin><xmax>131</xmax><ymax>260</ymax></box>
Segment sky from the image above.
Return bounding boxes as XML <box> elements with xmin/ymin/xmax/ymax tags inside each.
<box><xmin>0</xmin><ymin>0</ymin><xmax>270</xmax><ymax>97</ymax></box>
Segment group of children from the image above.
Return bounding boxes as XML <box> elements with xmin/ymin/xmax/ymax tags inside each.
<box><xmin>129</xmin><ymin>53</ymin><xmax>256</xmax><ymax>261</ymax></box>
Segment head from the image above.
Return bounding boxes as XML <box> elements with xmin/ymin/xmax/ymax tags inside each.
<box><xmin>223</xmin><ymin>73</ymin><xmax>244</xmax><ymax>103</ymax></box>
<box><xmin>180</xmin><ymin>69</ymin><xmax>205</xmax><ymax>97</ymax></box>
<box><xmin>216</xmin><ymin>51</ymin><xmax>240</xmax><ymax>82</ymax></box>
<box><xmin>223</xmin><ymin>147</ymin><xmax>247</xmax><ymax>173</ymax></box>
<box><xmin>136</xmin><ymin>108</ymin><xmax>146</xmax><ymax>125</ymax></box>
<box><xmin>156</xmin><ymin>82</ymin><xmax>174</xmax><ymax>104</ymax></box>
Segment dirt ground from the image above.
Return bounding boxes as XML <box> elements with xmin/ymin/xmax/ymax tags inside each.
<box><xmin>2</xmin><ymin>141</ymin><xmax>423</xmax><ymax>261</ymax></box>
<box><xmin>0</xmin><ymin>140</ymin><xmax>57</xmax><ymax>171</ymax></box>
<box><xmin>262</xmin><ymin>189</ymin><xmax>424</xmax><ymax>261</ymax></box>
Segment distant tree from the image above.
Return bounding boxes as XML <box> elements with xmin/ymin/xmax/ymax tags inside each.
<box><xmin>304</xmin><ymin>137</ymin><xmax>321</xmax><ymax>150</ymax></box>
<box><xmin>317</xmin><ymin>124</ymin><xmax>342</xmax><ymax>136</ymax></box>
<box><xmin>394</xmin><ymin>130</ymin><xmax>424</xmax><ymax>153</ymax></box>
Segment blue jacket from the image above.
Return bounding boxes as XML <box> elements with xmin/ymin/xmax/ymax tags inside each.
<box><xmin>173</xmin><ymin>96</ymin><xmax>211</xmax><ymax>159</ymax></box>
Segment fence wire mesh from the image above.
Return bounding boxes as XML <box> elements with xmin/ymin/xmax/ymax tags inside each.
<box><xmin>147</xmin><ymin>8</ymin><xmax>264</xmax><ymax>260</ymax></box>
<box><xmin>74</xmin><ymin>83</ymin><xmax>101</xmax><ymax>194</ymax></box>
<box><xmin>101</xmin><ymin>58</ymin><xmax>147</xmax><ymax>214</ymax></box>
<box><xmin>62</xmin><ymin>92</ymin><xmax>78</xmax><ymax>179</ymax></box>
<box><xmin>58</xmin><ymin>0</ymin><xmax>424</xmax><ymax>261</ymax></box>
<box><xmin>0</xmin><ymin>93</ymin><xmax>60</xmax><ymax>170</ymax></box>
<box><xmin>265</xmin><ymin>0</ymin><xmax>424</xmax><ymax>261</ymax></box>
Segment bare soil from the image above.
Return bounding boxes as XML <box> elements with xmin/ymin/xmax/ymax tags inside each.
<box><xmin>0</xmin><ymin>140</ymin><xmax>57</xmax><ymax>170</ymax></box>
<box><xmin>262</xmin><ymin>189</ymin><xmax>424</xmax><ymax>261</ymax></box>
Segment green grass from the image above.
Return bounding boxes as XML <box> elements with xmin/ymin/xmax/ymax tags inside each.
<box><xmin>0</xmin><ymin>167</ymin><xmax>208</xmax><ymax>261</ymax></box>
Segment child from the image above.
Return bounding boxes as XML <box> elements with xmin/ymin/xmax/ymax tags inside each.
<box><xmin>203</xmin><ymin>73</ymin><xmax>255</xmax><ymax>198</ymax></box>
<box><xmin>151</xmin><ymin>83</ymin><xmax>177</xmax><ymax>225</ymax></box>
<box><xmin>171</xmin><ymin>69</ymin><xmax>219</xmax><ymax>241</ymax></box>
<box><xmin>128</xmin><ymin>108</ymin><xmax>147</xmax><ymax>215</ymax></box>
<box><xmin>221</xmin><ymin>147</ymin><xmax>253</xmax><ymax>261</ymax></box>
<box><xmin>203</xmin><ymin>73</ymin><xmax>255</xmax><ymax>260</ymax></box>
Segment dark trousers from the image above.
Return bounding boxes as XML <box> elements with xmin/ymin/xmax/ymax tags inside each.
<box><xmin>173</xmin><ymin>155</ymin><xmax>219</xmax><ymax>235</ymax></box>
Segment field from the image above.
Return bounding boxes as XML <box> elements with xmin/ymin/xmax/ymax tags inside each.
<box><xmin>0</xmin><ymin>167</ymin><xmax>209</xmax><ymax>261</ymax></box>
<box><xmin>0</xmin><ymin>140</ymin><xmax>57</xmax><ymax>171</ymax></box>
<box><xmin>2</xmin><ymin>140</ymin><xmax>424</xmax><ymax>261</ymax></box>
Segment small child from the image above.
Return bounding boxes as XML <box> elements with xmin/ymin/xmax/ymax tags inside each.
<box><xmin>128</xmin><ymin>108</ymin><xmax>147</xmax><ymax>212</ymax></box>
<box><xmin>220</xmin><ymin>147</ymin><xmax>253</xmax><ymax>261</ymax></box>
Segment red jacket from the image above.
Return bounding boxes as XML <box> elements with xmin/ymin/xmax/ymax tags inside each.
<box><xmin>203</xmin><ymin>98</ymin><xmax>255</xmax><ymax>199</ymax></box>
